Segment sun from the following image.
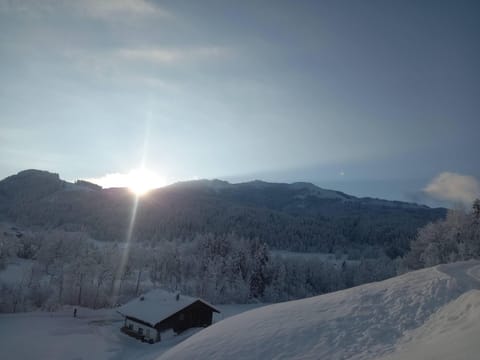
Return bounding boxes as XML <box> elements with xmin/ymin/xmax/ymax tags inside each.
<box><xmin>127</xmin><ymin>168</ymin><xmax>166</xmax><ymax>196</ymax></box>
<box><xmin>83</xmin><ymin>168</ymin><xmax>168</xmax><ymax>195</ymax></box>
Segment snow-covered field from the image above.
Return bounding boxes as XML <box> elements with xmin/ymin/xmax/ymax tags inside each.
<box><xmin>0</xmin><ymin>304</ymin><xmax>266</xmax><ymax>360</ymax></box>
<box><xmin>158</xmin><ymin>261</ymin><xmax>480</xmax><ymax>360</ymax></box>
<box><xmin>2</xmin><ymin>261</ymin><xmax>480</xmax><ymax>360</ymax></box>
<box><xmin>270</xmin><ymin>250</ymin><xmax>344</xmax><ymax>262</ymax></box>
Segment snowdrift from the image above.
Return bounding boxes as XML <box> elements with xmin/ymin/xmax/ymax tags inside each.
<box><xmin>379</xmin><ymin>289</ymin><xmax>480</xmax><ymax>360</ymax></box>
<box><xmin>158</xmin><ymin>261</ymin><xmax>480</xmax><ymax>360</ymax></box>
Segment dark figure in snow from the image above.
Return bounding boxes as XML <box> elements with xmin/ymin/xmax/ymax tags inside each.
<box><xmin>73</xmin><ymin>308</ymin><xmax>77</xmax><ymax>318</ymax></box>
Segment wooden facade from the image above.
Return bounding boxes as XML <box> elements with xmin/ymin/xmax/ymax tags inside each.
<box><xmin>155</xmin><ymin>300</ymin><xmax>217</xmax><ymax>334</ymax></box>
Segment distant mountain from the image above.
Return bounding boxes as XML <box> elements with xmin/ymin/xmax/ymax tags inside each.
<box><xmin>0</xmin><ymin>170</ymin><xmax>446</xmax><ymax>257</ymax></box>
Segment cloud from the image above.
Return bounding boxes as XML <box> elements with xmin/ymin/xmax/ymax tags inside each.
<box><xmin>424</xmin><ymin>172</ymin><xmax>480</xmax><ymax>206</ymax></box>
<box><xmin>84</xmin><ymin>172</ymin><xmax>132</xmax><ymax>189</ymax></box>
<box><xmin>62</xmin><ymin>46</ymin><xmax>232</xmax><ymax>87</ymax></box>
<box><xmin>79</xmin><ymin>0</ymin><xmax>169</xmax><ymax>19</ymax></box>
<box><xmin>0</xmin><ymin>0</ymin><xmax>55</xmax><ymax>15</ymax></box>
<box><xmin>0</xmin><ymin>0</ymin><xmax>169</xmax><ymax>20</ymax></box>
<box><xmin>116</xmin><ymin>46</ymin><xmax>231</xmax><ymax>64</ymax></box>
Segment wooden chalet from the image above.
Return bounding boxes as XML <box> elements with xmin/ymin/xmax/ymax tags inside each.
<box><xmin>117</xmin><ymin>289</ymin><xmax>220</xmax><ymax>343</ymax></box>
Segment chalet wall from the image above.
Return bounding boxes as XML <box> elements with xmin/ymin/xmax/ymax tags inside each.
<box><xmin>155</xmin><ymin>301</ymin><xmax>214</xmax><ymax>334</ymax></box>
<box><xmin>125</xmin><ymin>318</ymin><xmax>158</xmax><ymax>342</ymax></box>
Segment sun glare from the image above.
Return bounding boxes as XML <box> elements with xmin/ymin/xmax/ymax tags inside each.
<box><xmin>84</xmin><ymin>168</ymin><xmax>167</xmax><ymax>195</ymax></box>
<box><xmin>127</xmin><ymin>168</ymin><xmax>166</xmax><ymax>196</ymax></box>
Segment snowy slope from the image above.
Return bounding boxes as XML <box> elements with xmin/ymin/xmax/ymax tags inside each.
<box><xmin>158</xmin><ymin>261</ymin><xmax>480</xmax><ymax>360</ymax></box>
<box><xmin>378</xmin><ymin>290</ymin><xmax>480</xmax><ymax>360</ymax></box>
<box><xmin>378</xmin><ymin>262</ymin><xmax>480</xmax><ymax>360</ymax></box>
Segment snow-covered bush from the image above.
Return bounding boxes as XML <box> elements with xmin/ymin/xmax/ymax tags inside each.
<box><xmin>406</xmin><ymin>199</ymin><xmax>480</xmax><ymax>269</ymax></box>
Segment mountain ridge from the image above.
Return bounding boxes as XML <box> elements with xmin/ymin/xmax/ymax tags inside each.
<box><xmin>0</xmin><ymin>169</ymin><xmax>446</xmax><ymax>256</ymax></box>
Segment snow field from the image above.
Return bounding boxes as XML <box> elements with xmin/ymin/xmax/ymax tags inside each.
<box><xmin>0</xmin><ymin>304</ymin><xmax>264</xmax><ymax>360</ymax></box>
<box><xmin>379</xmin><ymin>289</ymin><xmax>480</xmax><ymax>360</ymax></box>
<box><xmin>2</xmin><ymin>261</ymin><xmax>480</xmax><ymax>360</ymax></box>
<box><xmin>158</xmin><ymin>261</ymin><xmax>480</xmax><ymax>360</ymax></box>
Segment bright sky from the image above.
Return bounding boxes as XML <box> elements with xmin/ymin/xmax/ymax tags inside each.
<box><xmin>0</xmin><ymin>0</ymin><xmax>479</xmax><ymax>203</ymax></box>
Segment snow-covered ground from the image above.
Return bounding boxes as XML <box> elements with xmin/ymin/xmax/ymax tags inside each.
<box><xmin>378</xmin><ymin>290</ymin><xmax>480</xmax><ymax>360</ymax></box>
<box><xmin>270</xmin><ymin>250</ymin><xmax>359</xmax><ymax>265</ymax></box>
<box><xmin>158</xmin><ymin>261</ymin><xmax>480</xmax><ymax>360</ymax></box>
<box><xmin>270</xmin><ymin>250</ymin><xmax>343</xmax><ymax>261</ymax></box>
<box><xmin>378</xmin><ymin>262</ymin><xmax>480</xmax><ymax>360</ymax></box>
<box><xmin>2</xmin><ymin>261</ymin><xmax>480</xmax><ymax>360</ymax></box>
<box><xmin>0</xmin><ymin>304</ymin><xmax>266</xmax><ymax>360</ymax></box>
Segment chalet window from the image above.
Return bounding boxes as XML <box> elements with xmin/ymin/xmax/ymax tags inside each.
<box><xmin>128</xmin><ymin>324</ymin><xmax>133</xmax><ymax>330</ymax></box>
<box><xmin>138</xmin><ymin>327</ymin><xmax>143</xmax><ymax>335</ymax></box>
<box><xmin>179</xmin><ymin>313</ymin><xmax>185</xmax><ymax>321</ymax></box>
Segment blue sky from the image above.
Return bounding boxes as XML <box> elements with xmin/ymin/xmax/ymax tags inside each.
<box><xmin>0</xmin><ymin>0</ymin><xmax>479</xmax><ymax>205</ymax></box>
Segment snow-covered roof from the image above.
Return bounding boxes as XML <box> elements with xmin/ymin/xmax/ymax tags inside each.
<box><xmin>117</xmin><ymin>289</ymin><xmax>219</xmax><ymax>327</ymax></box>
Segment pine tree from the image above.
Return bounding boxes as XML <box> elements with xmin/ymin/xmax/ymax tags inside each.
<box><xmin>249</xmin><ymin>241</ymin><xmax>269</xmax><ymax>299</ymax></box>
<box><xmin>472</xmin><ymin>199</ymin><xmax>480</xmax><ymax>221</ymax></box>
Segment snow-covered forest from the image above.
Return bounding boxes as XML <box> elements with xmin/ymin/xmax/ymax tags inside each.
<box><xmin>1</xmin><ymin>170</ymin><xmax>447</xmax><ymax>313</ymax></box>
<box><xmin>1</xmin><ymin>192</ymin><xmax>479</xmax><ymax>314</ymax></box>
<box><xmin>0</xmin><ymin>228</ymin><xmax>397</xmax><ymax>312</ymax></box>
<box><xmin>406</xmin><ymin>199</ymin><xmax>480</xmax><ymax>269</ymax></box>
<box><xmin>0</xmin><ymin>171</ymin><xmax>478</xmax><ymax>316</ymax></box>
<box><xmin>1</xmin><ymin>194</ymin><xmax>479</xmax><ymax>315</ymax></box>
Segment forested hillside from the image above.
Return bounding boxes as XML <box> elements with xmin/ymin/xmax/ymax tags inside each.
<box><xmin>0</xmin><ymin>169</ymin><xmax>450</xmax><ymax>311</ymax></box>
<box><xmin>0</xmin><ymin>170</ymin><xmax>445</xmax><ymax>258</ymax></box>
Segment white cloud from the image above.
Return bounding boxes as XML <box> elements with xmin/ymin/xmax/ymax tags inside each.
<box><xmin>117</xmin><ymin>48</ymin><xmax>181</xmax><ymax>63</ymax></box>
<box><xmin>84</xmin><ymin>172</ymin><xmax>131</xmax><ymax>189</ymax></box>
<box><xmin>62</xmin><ymin>45</ymin><xmax>231</xmax><ymax>87</ymax></box>
<box><xmin>79</xmin><ymin>0</ymin><xmax>169</xmax><ymax>19</ymax></box>
<box><xmin>116</xmin><ymin>46</ymin><xmax>231</xmax><ymax>64</ymax></box>
<box><xmin>424</xmin><ymin>172</ymin><xmax>480</xmax><ymax>206</ymax></box>
<box><xmin>0</xmin><ymin>0</ymin><xmax>54</xmax><ymax>15</ymax></box>
<box><xmin>0</xmin><ymin>0</ymin><xmax>169</xmax><ymax>20</ymax></box>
